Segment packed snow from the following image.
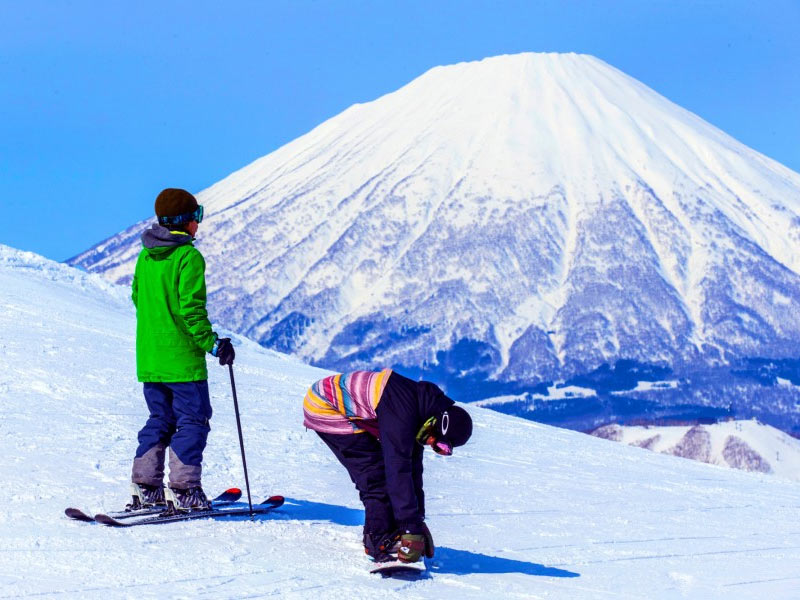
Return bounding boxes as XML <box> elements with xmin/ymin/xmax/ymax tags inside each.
<box><xmin>2</xmin><ymin>243</ymin><xmax>800</xmax><ymax>598</ymax></box>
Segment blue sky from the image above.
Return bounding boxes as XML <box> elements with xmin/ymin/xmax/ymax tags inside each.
<box><xmin>1</xmin><ymin>0</ymin><xmax>798</xmax><ymax>261</ymax></box>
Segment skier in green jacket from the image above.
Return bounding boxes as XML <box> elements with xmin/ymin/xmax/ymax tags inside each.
<box><xmin>128</xmin><ymin>188</ymin><xmax>234</xmax><ymax>511</ymax></box>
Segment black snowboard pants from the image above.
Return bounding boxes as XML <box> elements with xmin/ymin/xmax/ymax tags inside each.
<box><xmin>317</xmin><ymin>430</ymin><xmax>395</xmax><ymax>536</ymax></box>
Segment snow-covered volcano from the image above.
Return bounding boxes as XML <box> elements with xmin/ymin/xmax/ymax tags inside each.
<box><xmin>69</xmin><ymin>53</ymin><xmax>800</xmax><ymax>420</ymax></box>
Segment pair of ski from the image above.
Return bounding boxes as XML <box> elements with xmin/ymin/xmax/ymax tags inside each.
<box><xmin>66</xmin><ymin>489</ymin><xmax>423</xmax><ymax>577</ymax></box>
<box><xmin>65</xmin><ymin>488</ymin><xmax>284</xmax><ymax>527</ymax></box>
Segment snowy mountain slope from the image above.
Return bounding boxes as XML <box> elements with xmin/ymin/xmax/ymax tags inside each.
<box><xmin>68</xmin><ymin>53</ymin><xmax>800</xmax><ymax>422</ymax></box>
<box><xmin>591</xmin><ymin>420</ymin><xmax>800</xmax><ymax>481</ymax></box>
<box><xmin>479</xmin><ymin>362</ymin><xmax>800</xmax><ymax>437</ymax></box>
<box><xmin>4</xmin><ymin>243</ymin><xmax>800</xmax><ymax>598</ymax></box>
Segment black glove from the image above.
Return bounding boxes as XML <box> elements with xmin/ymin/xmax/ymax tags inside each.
<box><xmin>214</xmin><ymin>337</ymin><xmax>235</xmax><ymax>366</ymax></box>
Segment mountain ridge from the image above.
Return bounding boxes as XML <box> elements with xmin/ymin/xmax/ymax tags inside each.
<box><xmin>68</xmin><ymin>52</ymin><xmax>800</xmax><ymax>430</ymax></box>
<box><xmin>590</xmin><ymin>419</ymin><xmax>800</xmax><ymax>481</ymax></box>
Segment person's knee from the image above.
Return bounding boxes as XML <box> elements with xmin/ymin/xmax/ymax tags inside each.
<box><xmin>175</xmin><ymin>414</ymin><xmax>211</xmax><ymax>433</ymax></box>
<box><xmin>138</xmin><ymin>417</ymin><xmax>175</xmax><ymax>445</ymax></box>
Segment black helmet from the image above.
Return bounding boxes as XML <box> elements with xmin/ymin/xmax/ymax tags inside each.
<box><xmin>436</xmin><ymin>405</ymin><xmax>473</xmax><ymax>447</ymax></box>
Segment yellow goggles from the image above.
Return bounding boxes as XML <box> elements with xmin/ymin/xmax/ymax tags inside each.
<box><xmin>415</xmin><ymin>416</ymin><xmax>453</xmax><ymax>456</ymax></box>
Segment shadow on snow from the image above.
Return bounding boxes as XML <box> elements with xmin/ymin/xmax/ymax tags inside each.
<box><xmin>271</xmin><ymin>497</ymin><xmax>364</xmax><ymax>526</ymax></box>
<box><xmin>430</xmin><ymin>547</ymin><xmax>579</xmax><ymax>578</ymax></box>
<box><xmin>270</xmin><ymin>498</ymin><xmax>580</xmax><ymax>578</ymax></box>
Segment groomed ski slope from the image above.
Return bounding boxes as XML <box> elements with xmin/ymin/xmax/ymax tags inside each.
<box><xmin>1</xmin><ymin>242</ymin><xmax>800</xmax><ymax>600</ymax></box>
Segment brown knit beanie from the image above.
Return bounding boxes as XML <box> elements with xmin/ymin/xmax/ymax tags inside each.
<box><xmin>155</xmin><ymin>188</ymin><xmax>198</xmax><ymax>218</ymax></box>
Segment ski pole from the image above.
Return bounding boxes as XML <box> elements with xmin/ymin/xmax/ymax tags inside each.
<box><xmin>228</xmin><ymin>364</ymin><xmax>254</xmax><ymax>518</ymax></box>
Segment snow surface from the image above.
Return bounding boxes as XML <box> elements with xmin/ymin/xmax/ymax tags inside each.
<box><xmin>3</xmin><ymin>243</ymin><xmax>800</xmax><ymax>598</ymax></box>
<box><xmin>69</xmin><ymin>52</ymin><xmax>800</xmax><ymax>397</ymax></box>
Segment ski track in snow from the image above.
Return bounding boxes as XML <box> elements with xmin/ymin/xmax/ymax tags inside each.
<box><xmin>1</xmin><ymin>244</ymin><xmax>800</xmax><ymax>599</ymax></box>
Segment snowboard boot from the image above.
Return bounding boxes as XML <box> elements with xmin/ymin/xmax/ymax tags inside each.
<box><xmin>364</xmin><ymin>529</ymin><xmax>402</xmax><ymax>562</ymax></box>
<box><xmin>126</xmin><ymin>482</ymin><xmax>166</xmax><ymax>511</ymax></box>
<box><xmin>165</xmin><ymin>486</ymin><xmax>212</xmax><ymax>512</ymax></box>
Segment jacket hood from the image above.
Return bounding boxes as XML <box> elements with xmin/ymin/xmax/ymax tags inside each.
<box><xmin>417</xmin><ymin>380</ymin><xmax>454</xmax><ymax>419</ymax></box>
<box><xmin>141</xmin><ymin>224</ymin><xmax>194</xmax><ymax>250</ymax></box>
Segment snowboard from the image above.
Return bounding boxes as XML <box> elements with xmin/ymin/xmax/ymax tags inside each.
<box><xmin>370</xmin><ymin>557</ymin><xmax>428</xmax><ymax>578</ymax></box>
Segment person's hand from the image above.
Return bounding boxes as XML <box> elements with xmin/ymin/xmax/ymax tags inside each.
<box><xmin>397</xmin><ymin>523</ymin><xmax>434</xmax><ymax>562</ymax></box>
<box><xmin>397</xmin><ymin>533</ymin><xmax>426</xmax><ymax>563</ymax></box>
<box><xmin>214</xmin><ymin>338</ymin><xmax>235</xmax><ymax>366</ymax></box>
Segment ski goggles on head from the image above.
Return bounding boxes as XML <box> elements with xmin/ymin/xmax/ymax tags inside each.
<box><xmin>415</xmin><ymin>416</ymin><xmax>454</xmax><ymax>456</ymax></box>
<box><xmin>158</xmin><ymin>204</ymin><xmax>204</xmax><ymax>226</ymax></box>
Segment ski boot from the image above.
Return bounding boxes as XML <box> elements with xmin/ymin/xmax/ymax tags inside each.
<box><xmin>126</xmin><ymin>482</ymin><xmax>166</xmax><ymax>512</ymax></box>
<box><xmin>165</xmin><ymin>486</ymin><xmax>212</xmax><ymax>512</ymax></box>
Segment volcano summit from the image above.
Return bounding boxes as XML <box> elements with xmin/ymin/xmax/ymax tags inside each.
<box><xmin>71</xmin><ymin>53</ymin><xmax>800</xmax><ymax>431</ymax></box>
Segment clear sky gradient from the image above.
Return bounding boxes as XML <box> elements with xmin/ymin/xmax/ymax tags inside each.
<box><xmin>1</xmin><ymin>0</ymin><xmax>798</xmax><ymax>261</ymax></box>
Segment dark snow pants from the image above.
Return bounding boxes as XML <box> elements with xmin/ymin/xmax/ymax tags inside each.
<box><xmin>317</xmin><ymin>431</ymin><xmax>396</xmax><ymax>536</ymax></box>
<box><xmin>132</xmin><ymin>381</ymin><xmax>212</xmax><ymax>489</ymax></box>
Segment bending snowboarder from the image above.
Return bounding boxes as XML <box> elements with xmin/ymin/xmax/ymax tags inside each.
<box><xmin>303</xmin><ymin>369</ymin><xmax>473</xmax><ymax>563</ymax></box>
<box><xmin>129</xmin><ymin>188</ymin><xmax>234</xmax><ymax>511</ymax></box>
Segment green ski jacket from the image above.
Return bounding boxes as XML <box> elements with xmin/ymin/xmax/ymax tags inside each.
<box><xmin>132</xmin><ymin>225</ymin><xmax>217</xmax><ymax>382</ymax></box>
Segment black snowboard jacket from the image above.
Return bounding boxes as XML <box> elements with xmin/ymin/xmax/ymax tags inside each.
<box><xmin>376</xmin><ymin>372</ymin><xmax>454</xmax><ymax>530</ymax></box>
